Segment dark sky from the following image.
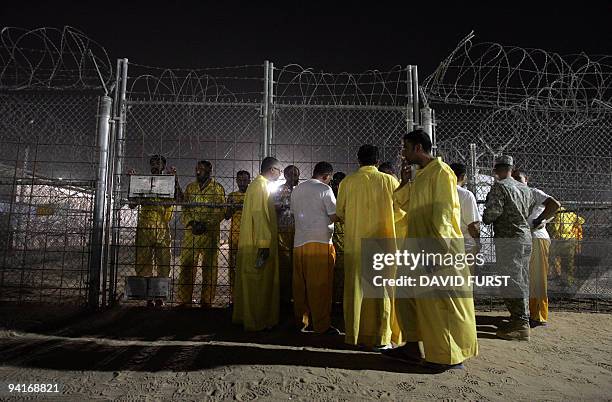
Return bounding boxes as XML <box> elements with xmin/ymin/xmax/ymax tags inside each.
<box><xmin>1</xmin><ymin>0</ymin><xmax>611</xmax><ymax>76</ymax></box>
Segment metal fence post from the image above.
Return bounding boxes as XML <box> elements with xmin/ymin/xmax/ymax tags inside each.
<box><xmin>421</xmin><ymin>106</ymin><xmax>433</xmax><ymax>142</ymax></box>
<box><xmin>88</xmin><ymin>95</ymin><xmax>112</xmax><ymax>309</ymax></box>
<box><xmin>431</xmin><ymin>108</ymin><xmax>437</xmax><ymax>157</ymax></box>
<box><xmin>268</xmin><ymin>62</ymin><xmax>274</xmax><ymax>157</ymax></box>
<box><xmin>262</xmin><ymin>61</ymin><xmax>270</xmax><ymax>159</ymax></box>
<box><xmin>469</xmin><ymin>143</ymin><xmax>477</xmax><ymax>194</ymax></box>
<box><xmin>108</xmin><ymin>58</ymin><xmax>129</xmax><ymax>304</ymax></box>
<box><xmin>406</xmin><ymin>65</ymin><xmax>414</xmax><ymax>132</ymax></box>
<box><xmin>411</xmin><ymin>65</ymin><xmax>420</xmax><ymax>129</ymax></box>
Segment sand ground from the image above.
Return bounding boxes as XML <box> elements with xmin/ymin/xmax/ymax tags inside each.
<box><xmin>0</xmin><ymin>306</ymin><xmax>610</xmax><ymax>401</ymax></box>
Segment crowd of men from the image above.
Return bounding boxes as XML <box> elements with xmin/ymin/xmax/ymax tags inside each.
<box><xmin>128</xmin><ymin>129</ymin><xmax>585</xmax><ymax>371</ymax></box>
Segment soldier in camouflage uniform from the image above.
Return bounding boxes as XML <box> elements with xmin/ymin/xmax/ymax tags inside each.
<box><xmin>274</xmin><ymin>165</ymin><xmax>300</xmax><ymax>308</ymax></box>
<box><xmin>482</xmin><ymin>155</ymin><xmax>536</xmax><ymax>341</ymax></box>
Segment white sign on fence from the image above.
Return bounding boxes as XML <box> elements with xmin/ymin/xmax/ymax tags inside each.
<box><xmin>128</xmin><ymin>175</ymin><xmax>175</xmax><ymax>198</ymax></box>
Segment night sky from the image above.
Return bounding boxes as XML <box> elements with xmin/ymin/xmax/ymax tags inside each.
<box><xmin>1</xmin><ymin>1</ymin><xmax>611</xmax><ymax>77</ymax></box>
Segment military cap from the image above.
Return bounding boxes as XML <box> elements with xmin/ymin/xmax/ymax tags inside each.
<box><xmin>494</xmin><ymin>155</ymin><xmax>513</xmax><ymax>167</ymax></box>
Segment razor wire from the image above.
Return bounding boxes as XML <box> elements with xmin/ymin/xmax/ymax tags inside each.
<box><xmin>271</xmin><ymin>64</ymin><xmax>411</xmax><ymax>174</ymax></box>
<box><xmin>126</xmin><ymin>62</ymin><xmax>265</xmax><ymax>102</ymax></box>
<box><xmin>423</xmin><ymin>32</ymin><xmax>612</xmax><ymax>112</ymax></box>
<box><xmin>274</xmin><ymin>64</ymin><xmax>411</xmax><ymax>105</ymax></box>
<box><xmin>0</xmin><ymin>26</ymin><xmax>112</xmax><ymax>90</ymax></box>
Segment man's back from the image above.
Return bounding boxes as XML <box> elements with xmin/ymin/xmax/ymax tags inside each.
<box><xmin>483</xmin><ymin>178</ymin><xmax>534</xmax><ymax>239</ymax></box>
<box><xmin>337</xmin><ymin>165</ymin><xmax>399</xmax><ymax>239</ymax></box>
<box><xmin>291</xmin><ymin>179</ymin><xmax>336</xmax><ymax>248</ymax></box>
<box><xmin>405</xmin><ymin>158</ymin><xmax>463</xmax><ymax>240</ymax></box>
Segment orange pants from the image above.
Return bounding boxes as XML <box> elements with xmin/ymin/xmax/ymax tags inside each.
<box><xmin>293</xmin><ymin>243</ymin><xmax>336</xmax><ymax>333</ymax></box>
<box><xmin>529</xmin><ymin>238</ymin><xmax>551</xmax><ymax>322</ymax></box>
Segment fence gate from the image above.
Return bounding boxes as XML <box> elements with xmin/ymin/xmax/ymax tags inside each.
<box><xmin>106</xmin><ymin>61</ymin><xmax>265</xmax><ymax>306</ymax></box>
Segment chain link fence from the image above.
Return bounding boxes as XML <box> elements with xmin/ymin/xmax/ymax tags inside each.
<box><xmin>435</xmin><ymin>105</ymin><xmax>612</xmax><ymax>307</ymax></box>
<box><xmin>0</xmin><ymin>92</ymin><xmax>101</xmax><ymax>303</ymax></box>
<box><xmin>108</xmin><ymin>60</ymin><xmax>265</xmax><ymax>307</ymax></box>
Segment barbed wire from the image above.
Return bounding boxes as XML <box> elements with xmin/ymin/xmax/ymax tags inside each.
<box><xmin>273</xmin><ymin>64</ymin><xmax>410</xmax><ymax>105</ymax></box>
<box><xmin>0</xmin><ymin>26</ymin><xmax>112</xmax><ymax>90</ymax></box>
<box><xmin>423</xmin><ymin>32</ymin><xmax>612</xmax><ymax>118</ymax></box>
<box><xmin>126</xmin><ymin>63</ymin><xmax>264</xmax><ymax>102</ymax></box>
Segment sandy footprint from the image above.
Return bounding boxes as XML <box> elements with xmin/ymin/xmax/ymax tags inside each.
<box><xmin>396</xmin><ymin>381</ymin><xmax>416</xmax><ymax>392</ymax></box>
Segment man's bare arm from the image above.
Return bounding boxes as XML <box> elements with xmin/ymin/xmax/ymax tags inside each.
<box><xmin>467</xmin><ymin>221</ymin><xmax>480</xmax><ymax>240</ymax></box>
<box><xmin>533</xmin><ymin>197</ymin><xmax>561</xmax><ymax>227</ymax></box>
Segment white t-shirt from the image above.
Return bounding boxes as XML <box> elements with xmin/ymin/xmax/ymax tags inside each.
<box><xmin>290</xmin><ymin>179</ymin><xmax>336</xmax><ymax>247</ymax></box>
<box><xmin>529</xmin><ymin>187</ymin><xmax>551</xmax><ymax>239</ymax></box>
<box><xmin>457</xmin><ymin>186</ymin><xmax>481</xmax><ymax>245</ymax></box>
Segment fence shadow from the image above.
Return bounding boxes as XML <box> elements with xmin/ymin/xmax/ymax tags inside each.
<box><xmin>0</xmin><ymin>305</ymin><xmax>509</xmax><ymax>373</ymax></box>
<box><xmin>0</xmin><ymin>306</ymin><xmax>434</xmax><ymax>373</ymax></box>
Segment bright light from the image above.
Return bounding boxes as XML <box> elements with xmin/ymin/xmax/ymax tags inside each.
<box><xmin>267</xmin><ymin>178</ymin><xmax>286</xmax><ymax>193</ymax></box>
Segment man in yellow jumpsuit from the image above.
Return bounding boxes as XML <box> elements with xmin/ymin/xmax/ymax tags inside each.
<box><xmin>224</xmin><ymin>170</ymin><xmax>251</xmax><ymax>303</ymax></box>
<box><xmin>178</xmin><ymin>160</ymin><xmax>226</xmax><ymax>308</ymax></box>
<box><xmin>386</xmin><ymin>129</ymin><xmax>478</xmax><ymax>371</ymax></box>
<box><xmin>233</xmin><ymin>157</ymin><xmax>283</xmax><ymax>331</ymax></box>
<box><xmin>549</xmin><ymin>207</ymin><xmax>585</xmax><ymax>287</ymax></box>
<box><xmin>337</xmin><ymin>145</ymin><xmax>401</xmax><ymax>349</ymax></box>
<box><xmin>128</xmin><ymin>155</ymin><xmax>182</xmax><ymax>307</ymax></box>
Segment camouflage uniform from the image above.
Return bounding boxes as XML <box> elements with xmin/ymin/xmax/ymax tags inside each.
<box><xmin>274</xmin><ymin>183</ymin><xmax>296</xmax><ymax>305</ymax></box>
<box><xmin>483</xmin><ymin>172</ymin><xmax>536</xmax><ymax>325</ymax></box>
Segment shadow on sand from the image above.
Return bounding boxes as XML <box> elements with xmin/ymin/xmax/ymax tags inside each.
<box><xmin>0</xmin><ymin>305</ymin><xmax>505</xmax><ymax>373</ymax></box>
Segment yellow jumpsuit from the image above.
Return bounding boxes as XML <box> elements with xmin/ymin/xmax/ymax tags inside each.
<box><xmin>232</xmin><ymin>175</ymin><xmax>280</xmax><ymax>331</ymax></box>
<box><xmin>549</xmin><ymin>208</ymin><xmax>585</xmax><ymax>285</ymax></box>
<box><xmin>336</xmin><ymin>165</ymin><xmax>401</xmax><ymax>347</ymax></box>
<box><xmin>226</xmin><ymin>191</ymin><xmax>246</xmax><ymax>299</ymax></box>
<box><xmin>529</xmin><ymin>237</ymin><xmax>551</xmax><ymax>322</ymax></box>
<box><xmin>134</xmin><ymin>199</ymin><xmax>174</xmax><ymax>277</ymax></box>
<box><xmin>178</xmin><ymin>179</ymin><xmax>226</xmax><ymax>306</ymax></box>
<box><xmin>395</xmin><ymin>157</ymin><xmax>478</xmax><ymax>365</ymax></box>
<box><xmin>393</xmin><ymin>183</ymin><xmax>411</xmax><ymax>238</ymax></box>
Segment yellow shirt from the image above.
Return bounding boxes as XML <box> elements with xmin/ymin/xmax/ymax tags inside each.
<box><xmin>138</xmin><ymin>198</ymin><xmax>174</xmax><ymax>229</ymax></box>
<box><xmin>136</xmin><ymin>197</ymin><xmax>174</xmax><ymax>242</ymax></box>
<box><xmin>227</xmin><ymin>191</ymin><xmax>247</xmax><ymax>241</ymax></box>
<box><xmin>549</xmin><ymin>209</ymin><xmax>585</xmax><ymax>240</ymax></box>
<box><xmin>181</xmin><ymin>179</ymin><xmax>226</xmax><ymax>228</ymax></box>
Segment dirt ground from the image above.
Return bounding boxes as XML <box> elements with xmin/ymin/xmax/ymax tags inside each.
<box><xmin>0</xmin><ymin>305</ymin><xmax>610</xmax><ymax>401</ymax></box>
